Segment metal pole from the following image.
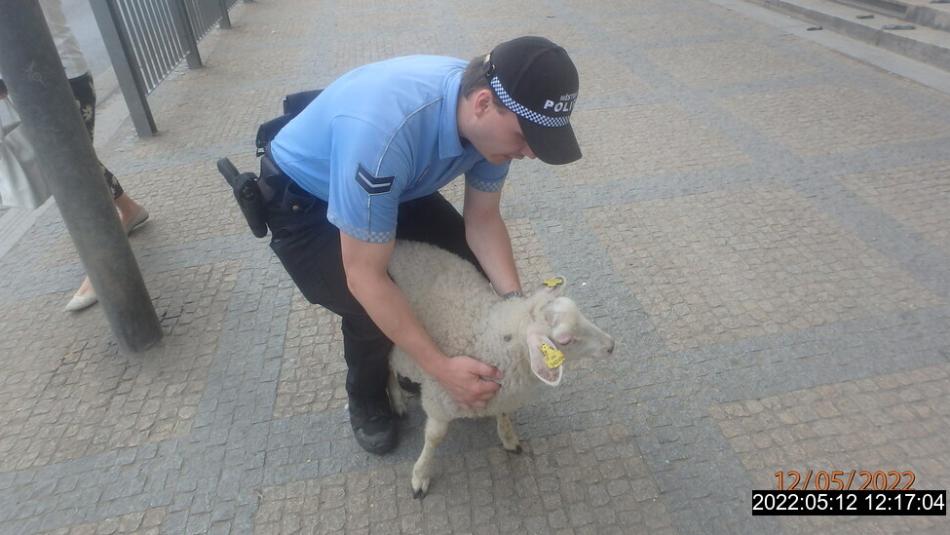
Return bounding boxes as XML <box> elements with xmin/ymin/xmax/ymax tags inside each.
<box><xmin>170</xmin><ymin>0</ymin><xmax>202</xmax><ymax>69</ymax></box>
<box><xmin>0</xmin><ymin>0</ymin><xmax>163</xmax><ymax>353</ymax></box>
<box><xmin>89</xmin><ymin>0</ymin><xmax>157</xmax><ymax>137</ymax></box>
<box><xmin>217</xmin><ymin>0</ymin><xmax>232</xmax><ymax>29</ymax></box>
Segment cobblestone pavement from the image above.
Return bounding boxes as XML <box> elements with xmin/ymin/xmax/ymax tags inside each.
<box><xmin>2</xmin><ymin>0</ymin><xmax>949</xmax><ymax>533</ymax></box>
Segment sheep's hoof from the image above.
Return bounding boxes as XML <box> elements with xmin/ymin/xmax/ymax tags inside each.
<box><xmin>504</xmin><ymin>444</ymin><xmax>523</xmax><ymax>455</ymax></box>
<box><xmin>411</xmin><ymin>476</ymin><xmax>429</xmax><ymax>499</ymax></box>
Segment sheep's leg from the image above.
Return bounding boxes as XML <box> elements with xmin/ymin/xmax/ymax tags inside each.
<box><xmin>411</xmin><ymin>416</ymin><xmax>449</xmax><ymax>499</ymax></box>
<box><xmin>387</xmin><ymin>371</ymin><xmax>407</xmax><ymax>417</ymax></box>
<box><xmin>497</xmin><ymin>413</ymin><xmax>522</xmax><ymax>454</ymax></box>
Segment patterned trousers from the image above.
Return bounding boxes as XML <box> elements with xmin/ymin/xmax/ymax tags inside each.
<box><xmin>68</xmin><ymin>72</ymin><xmax>123</xmax><ymax>199</ymax></box>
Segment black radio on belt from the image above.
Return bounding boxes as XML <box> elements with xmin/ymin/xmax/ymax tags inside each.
<box><xmin>217</xmin><ymin>89</ymin><xmax>323</xmax><ymax>238</ymax></box>
<box><xmin>217</xmin><ymin>158</ymin><xmax>268</xmax><ymax>238</ymax></box>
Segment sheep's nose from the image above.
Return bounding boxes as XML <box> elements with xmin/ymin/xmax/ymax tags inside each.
<box><xmin>606</xmin><ymin>339</ymin><xmax>615</xmax><ymax>355</ymax></box>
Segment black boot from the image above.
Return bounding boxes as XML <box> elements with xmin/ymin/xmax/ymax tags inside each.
<box><xmin>348</xmin><ymin>394</ymin><xmax>398</xmax><ymax>454</ymax></box>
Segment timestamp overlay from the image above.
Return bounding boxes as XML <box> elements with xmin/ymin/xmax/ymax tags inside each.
<box><xmin>752</xmin><ymin>470</ymin><xmax>946</xmax><ymax>516</ymax></box>
<box><xmin>752</xmin><ymin>490</ymin><xmax>946</xmax><ymax>516</ymax></box>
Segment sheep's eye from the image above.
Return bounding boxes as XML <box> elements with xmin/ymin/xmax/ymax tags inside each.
<box><xmin>503</xmin><ymin>334</ymin><xmax>512</xmax><ymax>342</ymax></box>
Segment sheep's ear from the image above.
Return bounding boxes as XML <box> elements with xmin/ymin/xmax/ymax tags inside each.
<box><xmin>526</xmin><ymin>332</ymin><xmax>563</xmax><ymax>387</ymax></box>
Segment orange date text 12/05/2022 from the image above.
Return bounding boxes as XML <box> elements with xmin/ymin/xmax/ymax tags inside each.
<box><xmin>775</xmin><ymin>470</ymin><xmax>916</xmax><ymax>491</ymax></box>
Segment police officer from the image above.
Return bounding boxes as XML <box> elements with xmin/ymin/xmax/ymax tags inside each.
<box><xmin>263</xmin><ymin>36</ymin><xmax>581</xmax><ymax>454</ymax></box>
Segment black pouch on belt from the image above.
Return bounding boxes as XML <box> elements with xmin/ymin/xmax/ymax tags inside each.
<box><xmin>216</xmin><ymin>158</ymin><xmax>268</xmax><ymax>238</ymax></box>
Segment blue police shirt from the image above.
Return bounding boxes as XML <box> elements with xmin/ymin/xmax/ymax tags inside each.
<box><xmin>270</xmin><ymin>55</ymin><xmax>510</xmax><ymax>243</ymax></box>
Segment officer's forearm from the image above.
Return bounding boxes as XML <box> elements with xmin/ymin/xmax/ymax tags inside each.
<box><xmin>466</xmin><ymin>213</ymin><xmax>521</xmax><ymax>296</ymax></box>
<box><xmin>347</xmin><ymin>270</ymin><xmax>448</xmax><ymax>377</ymax></box>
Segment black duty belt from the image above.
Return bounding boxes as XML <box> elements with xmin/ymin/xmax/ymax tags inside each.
<box><xmin>217</xmin><ymin>88</ymin><xmax>324</xmax><ymax>237</ymax></box>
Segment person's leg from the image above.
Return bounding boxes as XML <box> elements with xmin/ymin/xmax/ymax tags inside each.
<box><xmin>74</xmin><ymin>74</ymin><xmax>148</xmax><ymax>230</ymax></box>
<box><xmin>266</xmin><ymin>174</ymin><xmax>396</xmax><ymax>454</ymax></box>
<box><xmin>269</xmin><ymin>199</ymin><xmax>395</xmax><ymax>397</ymax></box>
<box><xmin>65</xmin><ymin>75</ymin><xmax>146</xmax><ymax>311</ymax></box>
<box><xmin>69</xmin><ymin>75</ymin><xmax>124</xmax><ymax>199</ymax></box>
<box><xmin>395</xmin><ymin>192</ymin><xmax>486</xmax><ymax>277</ymax></box>
<box><xmin>114</xmin><ymin>194</ymin><xmax>148</xmax><ymax>233</ymax></box>
<box><xmin>341</xmin><ymin>314</ymin><xmax>393</xmax><ymax>397</ymax></box>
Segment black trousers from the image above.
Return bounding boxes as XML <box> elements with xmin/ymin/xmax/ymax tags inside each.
<box><xmin>263</xmin><ymin>157</ymin><xmax>484</xmax><ymax>399</ymax></box>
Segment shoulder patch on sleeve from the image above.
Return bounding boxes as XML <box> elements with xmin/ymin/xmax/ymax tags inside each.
<box><xmin>355</xmin><ymin>164</ymin><xmax>394</xmax><ymax>195</ymax></box>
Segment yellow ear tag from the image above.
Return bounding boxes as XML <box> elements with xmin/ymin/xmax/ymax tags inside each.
<box><xmin>543</xmin><ymin>276</ymin><xmax>565</xmax><ymax>289</ymax></box>
<box><xmin>540</xmin><ymin>343</ymin><xmax>564</xmax><ymax>369</ymax></box>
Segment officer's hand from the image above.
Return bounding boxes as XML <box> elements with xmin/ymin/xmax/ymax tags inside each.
<box><xmin>435</xmin><ymin>355</ymin><xmax>503</xmax><ymax>410</ymax></box>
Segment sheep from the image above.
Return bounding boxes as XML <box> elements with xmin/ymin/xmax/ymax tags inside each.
<box><xmin>385</xmin><ymin>240</ymin><xmax>615</xmax><ymax>498</ymax></box>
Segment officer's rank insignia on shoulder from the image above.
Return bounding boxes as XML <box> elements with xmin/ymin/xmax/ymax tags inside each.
<box><xmin>355</xmin><ymin>165</ymin><xmax>394</xmax><ymax>195</ymax></box>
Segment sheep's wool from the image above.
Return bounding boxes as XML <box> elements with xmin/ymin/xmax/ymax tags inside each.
<box><xmin>387</xmin><ymin>240</ymin><xmax>553</xmax><ymax>422</ymax></box>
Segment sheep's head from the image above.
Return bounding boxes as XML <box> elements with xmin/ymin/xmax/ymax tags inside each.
<box><xmin>524</xmin><ymin>277</ymin><xmax>615</xmax><ymax>386</ymax></box>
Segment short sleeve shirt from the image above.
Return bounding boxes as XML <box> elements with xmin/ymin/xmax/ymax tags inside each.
<box><xmin>270</xmin><ymin>55</ymin><xmax>510</xmax><ymax>243</ymax></box>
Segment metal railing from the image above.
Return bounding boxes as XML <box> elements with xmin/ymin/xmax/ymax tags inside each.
<box><xmin>111</xmin><ymin>0</ymin><xmax>186</xmax><ymax>92</ymax></box>
<box><xmin>185</xmin><ymin>0</ymin><xmax>238</xmax><ymax>40</ymax></box>
<box><xmin>90</xmin><ymin>0</ymin><xmax>247</xmax><ymax>137</ymax></box>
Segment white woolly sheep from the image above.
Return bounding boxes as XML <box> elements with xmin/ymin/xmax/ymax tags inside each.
<box><xmin>386</xmin><ymin>240</ymin><xmax>615</xmax><ymax>498</ymax></box>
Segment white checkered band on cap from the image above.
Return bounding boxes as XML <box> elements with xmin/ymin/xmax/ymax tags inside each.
<box><xmin>490</xmin><ymin>76</ymin><xmax>570</xmax><ymax>128</ymax></box>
